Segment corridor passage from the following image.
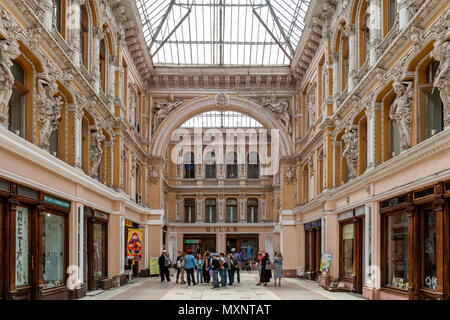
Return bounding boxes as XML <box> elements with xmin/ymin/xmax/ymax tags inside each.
<box><xmin>80</xmin><ymin>272</ymin><xmax>363</xmax><ymax>300</ymax></box>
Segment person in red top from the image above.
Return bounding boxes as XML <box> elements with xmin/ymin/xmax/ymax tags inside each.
<box><xmin>256</xmin><ymin>252</ymin><xmax>263</xmax><ymax>285</ymax></box>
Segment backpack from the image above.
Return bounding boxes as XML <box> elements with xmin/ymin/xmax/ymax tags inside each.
<box><xmin>222</xmin><ymin>257</ymin><xmax>229</xmax><ymax>269</ymax></box>
<box><xmin>212</xmin><ymin>258</ymin><xmax>220</xmax><ymax>270</ymax></box>
<box><xmin>232</xmin><ymin>256</ymin><xmax>239</xmax><ymax>269</ymax></box>
<box><xmin>265</xmin><ymin>259</ymin><xmax>272</xmax><ymax>271</ymax></box>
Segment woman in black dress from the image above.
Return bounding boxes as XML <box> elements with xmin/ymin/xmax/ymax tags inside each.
<box><xmin>260</xmin><ymin>252</ymin><xmax>272</xmax><ymax>286</ymax></box>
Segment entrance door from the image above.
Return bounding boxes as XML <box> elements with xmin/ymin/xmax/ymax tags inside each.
<box><xmin>354</xmin><ymin>217</ymin><xmax>365</xmax><ymax>294</ymax></box>
<box><xmin>226</xmin><ymin>238</ymin><xmax>237</xmax><ymax>254</ymax></box>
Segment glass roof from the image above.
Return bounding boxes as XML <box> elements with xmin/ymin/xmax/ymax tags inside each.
<box><xmin>135</xmin><ymin>0</ymin><xmax>310</xmax><ymax>66</ymax></box>
<box><xmin>181</xmin><ymin>111</ymin><xmax>263</xmax><ymax>127</ymax></box>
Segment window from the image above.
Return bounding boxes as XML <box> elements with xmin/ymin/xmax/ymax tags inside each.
<box><xmin>226</xmin><ymin>152</ymin><xmax>238</xmax><ymax>179</ymax></box>
<box><xmin>384</xmin><ymin>212</ymin><xmax>408</xmax><ymax>289</ymax></box>
<box><xmin>205</xmin><ymin>152</ymin><xmax>216</xmax><ymax>179</ymax></box>
<box><xmin>247</xmin><ymin>152</ymin><xmax>259</xmax><ymax>179</ymax></box>
<box><xmin>8</xmin><ymin>60</ymin><xmax>27</xmax><ymax>138</ymax></box>
<box><xmin>422</xmin><ymin>209</ymin><xmax>437</xmax><ymax>290</ymax></box>
<box><xmin>181</xmin><ymin>111</ymin><xmax>263</xmax><ymax>128</ymax></box>
<box><xmin>184</xmin><ymin>152</ymin><xmax>195</xmax><ymax>179</ymax></box>
<box><xmin>93</xmin><ymin>222</ymin><xmax>106</xmax><ymax>277</ymax></box>
<box><xmin>341</xmin><ymin>222</ymin><xmax>354</xmax><ymax>278</ymax></box>
<box><xmin>342</xmin><ymin>37</ymin><xmax>349</xmax><ymax>89</ymax></box>
<box><xmin>247</xmin><ymin>199</ymin><xmax>258</xmax><ymax>223</ymax></box>
<box><xmin>184</xmin><ymin>199</ymin><xmax>195</xmax><ymax>223</ymax></box>
<box><xmin>53</xmin><ymin>0</ymin><xmax>62</xmax><ymax>34</ymax></box>
<box><xmin>99</xmin><ymin>39</ymin><xmax>106</xmax><ymax>93</ymax></box>
<box><xmin>388</xmin><ymin>0</ymin><xmax>397</xmax><ymax>32</ymax></box>
<box><xmin>390</xmin><ymin>116</ymin><xmax>400</xmax><ymax>158</ymax></box>
<box><xmin>49</xmin><ymin>128</ymin><xmax>59</xmax><ymax>157</ymax></box>
<box><xmin>363</xmin><ymin>8</ymin><xmax>370</xmax><ymax>64</ymax></box>
<box><xmin>43</xmin><ymin>213</ymin><xmax>65</xmax><ymax>287</ymax></box>
<box><xmin>205</xmin><ymin>199</ymin><xmax>216</xmax><ymax>223</ymax></box>
<box><xmin>226</xmin><ymin>198</ymin><xmax>238</xmax><ymax>223</ymax></box>
<box><xmin>80</xmin><ymin>5</ymin><xmax>88</xmax><ymax>67</ymax></box>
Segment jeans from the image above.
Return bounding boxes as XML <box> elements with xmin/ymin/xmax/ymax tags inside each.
<box><xmin>203</xmin><ymin>268</ymin><xmax>210</xmax><ymax>283</ymax></box>
<box><xmin>186</xmin><ymin>268</ymin><xmax>196</xmax><ymax>285</ymax></box>
<box><xmin>228</xmin><ymin>269</ymin><xmax>235</xmax><ymax>285</ymax></box>
<box><xmin>196</xmin><ymin>268</ymin><xmax>203</xmax><ymax>283</ymax></box>
<box><xmin>220</xmin><ymin>268</ymin><xmax>228</xmax><ymax>286</ymax></box>
<box><xmin>213</xmin><ymin>270</ymin><xmax>220</xmax><ymax>288</ymax></box>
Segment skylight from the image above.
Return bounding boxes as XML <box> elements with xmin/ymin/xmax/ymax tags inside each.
<box><xmin>135</xmin><ymin>0</ymin><xmax>310</xmax><ymax>66</ymax></box>
<box><xmin>181</xmin><ymin>111</ymin><xmax>263</xmax><ymax>128</ymax></box>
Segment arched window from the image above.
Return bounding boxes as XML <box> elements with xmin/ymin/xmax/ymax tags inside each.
<box><xmin>205</xmin><ymin>198</ymin><xmax>216</xmax><ymax>223</ymax></box>
<box><xmin>247</xmin><ymin>199</ymin><xmax>258</xmax><ymax>223</ymax></box>
<box><xmin>226</xmin><ymin>198</ymin><xmax>238</xmax><ymax>223</ymax></box>
<box><xmin>8</xmin><ymin>60</ymin><xmax>27</xmax><ymax>138</ymax></box>
<box><xmin>184</xmin><ymin>199</ymin><xmax>195</xmax><ymax>223</ymax></box>
<box><xmin>205</xmin><ymin>151</ymin><xmax>216</xmax><ymax>179</ymax></box>
<box><xmin>99</xmin><ymin>39</ymin><xmax>106</xmax><ymax>93</ymax></box>
<box><xmin>362</xmin><ymin>7</ymin><xmax>370</xmax><ymax>64</ymax></box>
<box><xmin>80</xmin><ymin>5</ymin><xmax>89</xmax><ymax>68</ymax></box>
<box><xmin>342</xmin><ymin>37</ymin><xmax>349</xmax><ymax>90</ymax></box>
<box><xmin>247</xmin><ymin>152</ymin><xmax>259</xmax><ymax>179</ymax></box>
<box><xmin>419</xmin><ymin>60</ymin><xmax>443</xmax><ymax>142</ymax></box>
<box><xmin>184</xmin><ymin>152</ymin><xmax>195</xmax><ymax>179</ymax></box>
<box><xmin>226</xmin><ymin>152</ymin><xmax>238</xmax><ymax>179</ymax></box>
<box><xmin>318</xmin><ymin>150</ymin><xmax>324</xmax><ymax>193</ymax></box>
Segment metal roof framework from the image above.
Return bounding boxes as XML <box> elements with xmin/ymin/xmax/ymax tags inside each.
<box><xmin>180</xmin><ymin>111</ymin><xmax>263</xmax><ymax>128</ymax></box>
<box><xmin>135</xmin><ymin>0</ymin><xmax>310</xmax><ymax>66</ymax></box>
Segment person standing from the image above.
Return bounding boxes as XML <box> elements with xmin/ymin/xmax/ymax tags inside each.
<box><xmin>203</xmin><ymin>252</ymin><xmax>210</xmax><ymax>284</ymax></box>
<box><xmin>184</xmin><ymin>250</ymin><xmax>197</xmax><ymax>286</ymax></box>
<box><xmin>231</xmin><ymin>248</ymin><xmax>241</xmax><ymax>283</ymax></box>
<box><xmin>219</xmin><ymin>252</ymin><xmax>228</xmax><ymax>287</ymax></box>
<box><xmin>175</xmin><ymin>251</ymin><xmax>183</xmax><ymax>283</ymax></box>
<box><xmin>256</xmin><ymin>252</ymin><xmax>263</xmax><ymax>285</ymax></box>
<box><xmin>195</xmin><ymin>253</ymin><xmax>204</xmax><ymax>284</ymax></box>
<box><xmin>211</xmin><ymin>253</ymin><xmax>220</xmax><ymax>289</ymax></box>
<box><xmin>158</xmin><ymin>250</ymin><xmax>171</xmax><ymax>282</ymax></box>
<box><xmin>227</xmin><ymin>254</ymin><xmax>236</xmax><ymax>286</ymax></box>
<box><xmin>274</xmin><ymin>252</ymin><xmax>284</xmax><ymax>286</ymax></box>
<box><xmin>260</xmin><ymin>252</ymin><xmax>272</xmax><ymax>286</ymax></box>
<box><xmin>179</xmin><ymin>253</ymin><xmax>186</xmax><ymax>284</ymax></box>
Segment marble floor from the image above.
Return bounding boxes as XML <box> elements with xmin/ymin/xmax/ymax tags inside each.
<box><xmin>80</xmin><ymin>272</ymin><xmax>364</xmax><ymax>300</ymax></box>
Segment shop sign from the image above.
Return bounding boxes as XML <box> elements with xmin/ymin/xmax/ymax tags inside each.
<box><xmin>149</xmin><ymin>257</ymin><xmax>159</xmax><ymax>276</ymax></box>
<box><xmin>342</xmin><ymin>224</ymin><xmax>354</xmax><ymax>240</ymax></box>
<box><xmin>205</xmin><ymin>226</ymin><xmax>238</xmax><ymax>232</ymax></box>
<box><xmin>127</xmin><ymin>229</ymin><xmax>143</xmax><ymax>257</ymax></box>
<box><xmin>94</xmin><ymin>211</ymin><xmax>108</xmax><ymax>220</ymax></box>
<box><xmin>184</xmin><ymin>239</ymin><xmax>201</xmax><ymax>244</ymax></box>
<box><xmin>44</xmin><ymin>195</ymin><xmax>70</xmax><ymax>208</ymax></box>
<box><xmin>125</xmin><ymin>220</ymin><xmax>133</xmax><ymax>228</ymax></box>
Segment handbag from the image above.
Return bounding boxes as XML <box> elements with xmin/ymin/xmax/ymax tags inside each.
<box><xmin>265</xmin><ymin>259</ymin><xmax>272</xmax><ymax>271</ymax></box>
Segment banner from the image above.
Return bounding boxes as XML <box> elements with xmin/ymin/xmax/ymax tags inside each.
<box><xmin>149</xmin><ymin>257</ymin><xmax>159</xmax><ymax>275</ymax></box>
<box><xmin>127</xmin><ymin>228</ymin><xmax>143</xmax><ymax>257</ymax></box>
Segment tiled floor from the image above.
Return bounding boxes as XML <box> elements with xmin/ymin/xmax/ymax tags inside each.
<box><xmin>80</xmin><ymin>272</ymin><xmax>364</xmax><ymax>300</ymax></box>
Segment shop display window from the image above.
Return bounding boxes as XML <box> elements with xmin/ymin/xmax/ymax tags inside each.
<box><xmin>15</xmin><ymin>206</ymin><xmax>29</xmax><ymax>286</ymax></box>
<box><xmin>384</xmin><ymin>212</ymin><xmax>409</xmax><ymax>289</ymax></box>
<box><xmin>423</xmin><ymin>209</ymin><xmax>437</xmax><ymax>290</ymax></box>
<box><xmin>93</xmin><ymin>223</ymin><xmax>106</xmax><ymax>277</ymax></box>
<box><xmin>341</xmin><ymin>222</ymin><xmax>354</xmax><ymax>278</ymax></box>
<box><xmin>42</xmin><ymin>213</ymin><xmax>65</xmax><ymax>288</ymax></box>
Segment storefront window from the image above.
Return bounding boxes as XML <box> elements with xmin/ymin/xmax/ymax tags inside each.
<box><xmin>385</xmin><ymin>212</ymin><xmax>408</xmax><ymax>289</ymax></box>
<box><xmin>342</xmin><ymin>222</ymin><xmax>354</xmax><ymax>277</ymax></box>
<box><xmin>43</xmin><ymin>213</ymin><xmax>65</xmax><ymax>287</ymax></box>
<box><xmin>93</xmin><ymin>223</ymin><xmax>106</xmax><ymax>277</ymax></box>
<box><xmin>240</xmin><ymin>239</ymin><xmax>258</xmax><ymax>261</ymax></box>
<box><xmin>15</xmin><ymin>206</ymin><xmax>29</xmax><ymax>286</ymax></box>
<box><xmin>423</xmin><ymin>209</ymin><xmax>437</xmax><ymax>290</ymax></box>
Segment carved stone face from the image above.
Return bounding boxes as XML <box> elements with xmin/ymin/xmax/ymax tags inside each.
<box><xmin>393</xmin><ymin>82</ymin><xmax>405</xmax><ymax>95</ymax></box>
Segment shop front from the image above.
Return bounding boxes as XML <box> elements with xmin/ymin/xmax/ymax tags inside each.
<box><xmin>379</xmin><ymin>181</ymin><xmax>450</xmax><ymax>300</ymax></box>
<box><xmin>304</xmin><ymin>219</ymin><xmax>321</xmax><ymax>280</ymax></box>
<box><xmin>183</xmin><ymin>234</ymin><xmax>216</xmax><ymax>255</ymax></box>
<box><xmin>225</xmin><ymin>234</ymin><xmax>259</xmax><ymax>263</ymax></box>
<box><xmin>0</xmin><ymin>177</ymin><xmax>71</xmax><ymax>300</ymax></box>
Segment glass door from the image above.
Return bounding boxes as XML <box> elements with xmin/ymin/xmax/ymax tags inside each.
<box><xmin>14</xmin><ymin>205</ymin><xmax>32</xmax><ymax>299</ymax></box>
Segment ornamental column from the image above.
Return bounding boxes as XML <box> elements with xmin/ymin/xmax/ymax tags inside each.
<box><xmin>365</xmin><ymin>102</ymin><xmax>380</xmax><ymax>171</ymax></box>
<box><xmin>368</xmin><ymin>0</ymin><xmax>381</xmax><ymax>67</ymax></box>
<box><xmin>69</xmin><ymin>0</ymin><xmax>84</xmax><ymax>68</ymax></box>
<box><xmin>196</xmin><ymin>196</ymin><xmax>203</xmax><ymax>222</ymax></box>
<box><xmin>68</xmin><ymin>103</ymin><xmax>83</xmax><ymax>169</ymax></box>
<box><xmin>109</xmin><ymin>55</ymin><xmax>116</xmax><ymax>100</ymax></box>
<box><xmin>93</xmin><ymin>27</ymin><xmax>103</xmax><ymax>93</ymax></box>
<box><xmin>332</xmin><ymin>52</ymin><xmax>340</xmax><ymax>111</ymax></box>
<box><xmin>346</xmin><ymin>24</ymin><xmax>357</xmax><ymax>91</ymax></box>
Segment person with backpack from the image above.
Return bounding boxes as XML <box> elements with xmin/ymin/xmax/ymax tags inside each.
<box><xmin>219</xmin><ymin>252</ymin><xmax>228</xmax><ymax>287</ymax></box>
<box><xmin>227</xmin><ymin>253</ymin><xmax>236</xmax><ymax>285</ymax></box>
<box><xmin>231</xmin><ymin>248</ymin><xmax>241</xmax><ymax>283</ymax></box>
<box><xmin>260</xmin><ymin>252</ymin><xmax>272</xmax><ymax>286</ymax></box>
<box><xmin>211</xmin><ymin>253</ymin><xmax>221</xmax><ymax>289</ymax></box>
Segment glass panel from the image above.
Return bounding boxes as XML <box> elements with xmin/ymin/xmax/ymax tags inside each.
<box><xmin>240</xmin><ymin>239</ymin><xmax>258</xmax><ymax>261</ymax></box>
<box><xmin>423</xmin><ymin>209</ymin><xmax>437</xmax><ymax>290</ymax></box>
<box><xmin>385</xmin><ymin>212</ymin><xmax>408</xmax><ymax>289</ymax></box>
<box><xmin>43</xmin><ymin>213</ymin><xmax>65</xmax><ymax>287</ymax></box>
<box><xmin>424</xmin><ymin>88</ymin><xmax>443</xmax><ymax>139</ymax></box>
<box><xmin>93</xmin><ymin>223</ymin><xmax>106</xmax><ymax>277</ymax></box>
<box><xmin>15</xmin><ymin>206</ymin><xmax>29</xmax><ymax>286</ymax></box>
<box><xmin>342</xmin><ymin>223</ymin><xmax>353</xmax><ymax>277</ymax></box>
<box><xmin>389</xmin><ymin>0</ymin><xmax>397</xmax><ymax>30</ymax></box>
<box><xmin>8</xmin><ymin>88</ymin><xmax>25</xmax><ymax>137</ymax></box>
<box><xmin>11</xmin><ymin>60</ymin><xmax>25</xmax><ymax>84</ymax></box>
<box><xmin>49</xmin><ymin>129</ymin><xmax>59</xmax><ymax>157</ymax></box>
<box><xmin>390</xmin><ymin>120</ymin><xmax>400</xmax><ymax>157</ymax></box>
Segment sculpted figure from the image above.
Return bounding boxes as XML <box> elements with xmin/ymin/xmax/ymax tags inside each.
<box><xmin>90</xmin><ymin>129</ymin><xmax>105</xmax><ymax>179</ymax></box>
<box><xmin>308</xmin><ymin>94</ymin><xmax>317</xmax><ymax>129</ymax></box>
<box><xmin>431</xmin><ymin>41</ymin><xmax>450</xmax><ymax>128</ymax></box>
<box><xmin>390</xmin><ymin>81</ymin><xmax>413</xmax><ymax>152</ymax></box>
<box><xmin>0</xmin><ymin>39</ymin><xmax>20</xmax><ymax>127</ymax></box>
<box><xmin>285</xmin><ymin>167</ymin><xmax>296</xmax><ymax>184</ymax></box>
<box><xmin>152</xmin><ymin>94</ymin><xmax>183</xmax><ymax>133</ymax></box>
<box><xmin>342</xmin><ymin>127</ymin><xmax>359</xmax><ymax>179</ymax></box>
<box><xmin>37</xmin><ymin>78</ymin><xmax>63</xmax><ymax>151</ymax></box>
<box><xmin>259</xmin><ymin>96</ymin><xmax>292</xmax><ymax>135</ymax></box>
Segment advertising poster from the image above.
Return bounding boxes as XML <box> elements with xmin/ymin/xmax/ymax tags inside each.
<box><xmin>319</xmin><ymin>253</ymin><xmax>332</xmax><ymax>272</ymax></box>
<box><xmin>149</xmin><ymin>257</ymin><xmax>159</xmax><ymax>275</ymax></box>
<box><xmin>127</xmin><ymin>228</ymin><xmax>143</xmax><ymax>257</ymax></box>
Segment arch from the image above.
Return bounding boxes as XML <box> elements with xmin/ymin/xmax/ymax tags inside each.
<box><xmin>151</xmin><ymin>95</ymin><xmax>294</xmax><ymax>158</ymax></box>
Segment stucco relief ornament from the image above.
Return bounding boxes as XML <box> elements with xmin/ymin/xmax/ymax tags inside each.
<box><xmin>215</xmin><ymin>93</ymin><xmax>229</xmax><ymax>110</ymax></box>
<box><xmin>430</xmin><ymin>41</ymin><xmax>450</xmax><ymax>128</ymax></box>
<box><xmin>390</xmin><ymin>80</ymin><xmax>414</xmax><ymax>152</ymax></box>
<box><xmin>0</xmin><ymin>39</ymin><xmax>20</xmax><ymax>127</ymax></box>
<box><xmin>147</xmin><ymin>167</ymin><xmax>159</xmax><ymax>184</ymax></box>
<box><xmin>37</xmin><ymin>78</ymin><xmax>63</xmax><ymax>151</ymax></box>
<box><xmin>342</xmin><ymin>126</ymin><xmax>359</xmax><ymax>179</ymax></box>
<box><xmin>152</xmin><ymin>94</ymin><xmax>183</xmax><ymax>133</ymax></box>
<box><xmin>285</xmin><ymin>167</ymin><xmax>296</xmax><ymax>184</ymax></box>
<box><xmin>308</xmin><ymin>94</ymin><xmax>317</xmax><ymax>128</ymax></box>
<box><xmin>258</xmin><ymin>96</ymin><xmax>292</xmax><ymax>135</ymax></box>
<box><xmin>89</xmin><ymin>129</ymin><xmax>105</xmax><ymax>179</ymax></box>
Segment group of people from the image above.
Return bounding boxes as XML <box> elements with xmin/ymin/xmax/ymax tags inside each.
<box><xmin>158</xmin><ymin>248</ymin><xmax>284</xmax><ymax>288</ymax></box>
